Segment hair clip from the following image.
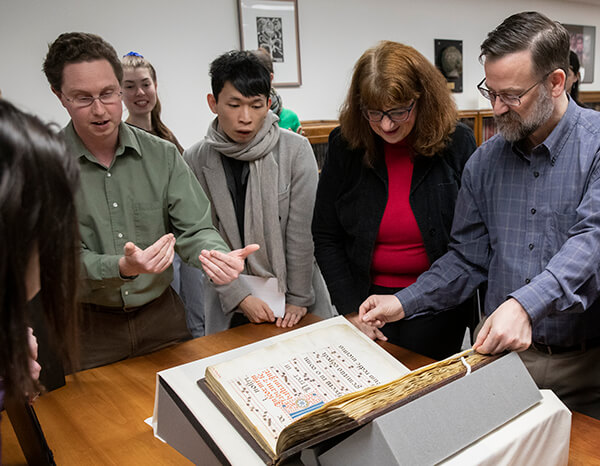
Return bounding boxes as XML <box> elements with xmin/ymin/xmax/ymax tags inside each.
<box><xmin>124</xmin><ymin>51</ymin><xmax>144</xmax><ymax>58</ymax></box>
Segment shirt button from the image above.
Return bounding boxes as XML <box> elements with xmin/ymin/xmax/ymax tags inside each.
<box><xmin>529</xmin><ymin>243</ymin><xmax>534</xmax><ymax>250</ymax></box>
<box><xmin>107</xmin><ymin>172</ymin><xmax>112</xmax><ymax>177</ymax></box>
<box><xmin>525</xmin><ymin>278</ymin><xmax>531</xmax><ymax>284</ymax></box>
<box><xmin>112</xmin><ymin>202</ymin><xmax>118</xmax><ymax>208</ymax></box>
<box><xmin>533</xmin><ymin>171</ymin><xmax>540</xmax><ymax>178</ymax></box>
<box><xmin>531</xmin><ymin>208</ymin><xmax>536</xmax><ymax>215</ymax></box>
<box><xmin>125</xmin><ymin>291</ymin><xmax>129</xmax><ymax>296</ymax></box>
<box><xmin>118</xmin><ymin>232</ymin><xmax>123</xmax><ymax>238</ymax></box>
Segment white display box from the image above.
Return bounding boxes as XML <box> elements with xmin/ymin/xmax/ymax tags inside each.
<box><xmin>152</xmin><ymin>324</ymin><xmax>571</xmax><ymax>466</ymax></box>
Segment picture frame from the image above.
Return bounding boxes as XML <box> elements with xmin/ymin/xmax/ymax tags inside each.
<box><xmin>434</xmin><ymin>39</ymin><xmax>463</xmax><ymax>93</ymax></box>
<box><xmin>237</xmin><ymin>0</ymin><xmax>302</xmax><ymax>87</ymax></box>
<box><xmin>563</xmin><ymin>23</ymin><xmax>595</xmax><ymax>83</ymax></box>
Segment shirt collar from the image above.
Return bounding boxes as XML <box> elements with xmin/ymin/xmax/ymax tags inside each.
<box><xmin>511</xmin><ymin>96</ymin><xmax>579</xmax><ymax>164</ymax></box>
<box><xmin>63</xmin><ymin>121</ymin><xmax>143</xmax><ymax>162</ymax></box>
<box><xmin>539</xmin><ymin>96</ymin><xmax>580</xmax><ymax>165</ymax></box>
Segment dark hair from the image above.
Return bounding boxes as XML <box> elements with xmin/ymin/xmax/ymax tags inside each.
<box><xmin>210</xmin><ymin>50</ymin><xmax>271</xmax><ymax>101</ymax></box>
<box><xmin>43</xmin><ymin>32</ymin><xmax>123</xmax><ymax>91</ymax></box>
<box><xmin>339</xmin><ymin>41</ymin><xmax>457</xmax><ymax>165</ymax></box>
<box><xmin>568</xmin><ymin>50</ymin><xmax>581</xmax><ymax>102</ymax></box>
<box><xmin>479</xmin><ymin>11</ymin><xmax>570</xmax><ymax>79</ymax></box>
<box><xmin>0</xmin><ymin>100</ymin><xmax>80</xmax><ymax>398</ymax></box>
<box><xmin>121</xmin><ymin>54</ymin><xmax>184</xmax><ymax>153</ymax></box>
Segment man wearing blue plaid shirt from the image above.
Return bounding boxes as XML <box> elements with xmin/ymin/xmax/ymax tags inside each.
<box><xmin>360</xmin><ymin>11</ymin><xmax>600</xmax><ymax>419</ymax></box>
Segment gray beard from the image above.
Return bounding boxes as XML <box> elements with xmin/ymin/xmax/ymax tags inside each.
<box><xmin>494</xmin><ymin>86</ymin><xmax>554</xmax><ymax>143</ymax></box>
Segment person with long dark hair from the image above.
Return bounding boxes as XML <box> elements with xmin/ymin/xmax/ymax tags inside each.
<box><xmin>312</xmin><ymin>41</ymin><xmax>477</xmax><ymax>360</ymax></box>
<box><xmin>566</xmin><ymin>50</ymin><xmax>583</xmax><ymax>106</ymax></box>
<box><xmin>0</xmin><ymin>99</ymin><xmax>80</xmax><ymax>448</ymax></box>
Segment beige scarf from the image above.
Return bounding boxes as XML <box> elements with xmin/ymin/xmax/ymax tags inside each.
<box><xmin>204</xmin><ymin>111</ymin><xmax>287</xmax><ymax>293</ymax></box>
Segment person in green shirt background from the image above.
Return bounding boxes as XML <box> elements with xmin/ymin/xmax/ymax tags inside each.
<box><xmin>252</xmin><ymin>48</ymin><xmax>303</xmax><ymax>134</ymax></box>
<box><xmin>43</xmin><ymin>32</ymin><xmax>258</xmax><ymax>370</ymax></box>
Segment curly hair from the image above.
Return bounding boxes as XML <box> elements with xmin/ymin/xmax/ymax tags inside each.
<box><xmin>339</xmin><ymin>41</ymin><xmax>457</xmax><ymax>165</ymax></box>
<box><xmin>43</xmin><ymin>32</ymin><xmax>123</xmax><ymax>91</ymax></box>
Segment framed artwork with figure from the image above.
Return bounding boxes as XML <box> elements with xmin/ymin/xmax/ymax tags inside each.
<box><xmin>434</xmin><ymin>39</ymin><xmax>463</xmax><ymax>93</ymax></box>
<box><xmin>563</xmin><ymin>23</ymin><xmax>595</xmax><ymax>83</ymax></box>
<box><xmin>238</xmin><ymin>0</ymin><xmax>302</xmax><ymax>87</ymax></box>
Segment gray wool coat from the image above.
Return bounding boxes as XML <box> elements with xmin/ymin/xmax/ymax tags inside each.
<box><xmin>184</xmin><ymin>127</ymin><xmax>336</xmax><ymax>334</ymax></box>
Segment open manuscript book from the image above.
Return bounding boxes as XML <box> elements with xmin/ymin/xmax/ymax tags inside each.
<box><xmin>199</xmin><ymin>316</ymin><xmax>495</xmax><ymax>464</ymax></box>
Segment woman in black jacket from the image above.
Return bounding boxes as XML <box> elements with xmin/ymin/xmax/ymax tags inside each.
<box><xmin>312</xmin><ymin>41</ymin><xmax>477</xmax><ymax>359</ymax></box>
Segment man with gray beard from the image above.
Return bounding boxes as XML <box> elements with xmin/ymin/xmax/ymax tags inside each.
<box><xmin>359</xmin><ymin>11</ymin><xmax>600</xmax><ymax>419</ymax></box>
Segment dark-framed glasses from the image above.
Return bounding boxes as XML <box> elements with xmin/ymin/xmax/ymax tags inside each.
<box><xmin>63</xmin><ymin>90</ymin><xmax>123</xmax><ymax>108</ymax></box>
<box><xmin>362</xmin><ymin>101</ymin><xmax>415</xmax><ymax>123</ymax></box>
<box><xmin>477</xmin><ymin>72</ymin><xmax>551</xmax><ymax>107</ymax></box>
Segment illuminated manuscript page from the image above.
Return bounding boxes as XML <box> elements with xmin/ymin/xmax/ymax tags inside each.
<box><xmin>205</xmin><ymin>318</ymin><xmax>409</xmax><ymax>454</ymax></box>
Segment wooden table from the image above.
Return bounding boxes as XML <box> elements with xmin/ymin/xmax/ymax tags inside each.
<box><xmin>2</xmin><ymin>314</ymin><xmax>599</xmax><ymax>465</ymax></box>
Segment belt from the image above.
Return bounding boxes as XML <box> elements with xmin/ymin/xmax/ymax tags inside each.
<box><xmin>82</xmin><ymin>287</ymin><xmax>173</xmax><ymax>314</ymax></box>
<box><xmin>530</xmin><ymin>337</ymin><xmax>600</xmax><ymax>355</ymax></box>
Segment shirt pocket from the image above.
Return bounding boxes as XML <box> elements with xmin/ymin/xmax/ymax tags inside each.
<box><xmin>133</xmin><ymin>201</ymin><xmax>167</xmax><ymax>248</ymax></box>
<box><xmin>541</xmin><ymin>211</ymin><xmax>577</xmax><ymax>266</ymax></box>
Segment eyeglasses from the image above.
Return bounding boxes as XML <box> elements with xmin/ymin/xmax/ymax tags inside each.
<box><xmin>63</xmin><ymin>90</ymin><xmax>123</xmax><ymax>108</ymax></box>
<box><xmin>362</xmin><ymin>101</ymin><xmax>415</xmax><ymax>123</ymax></box>
<box><xmin>477</xmin><ymin>72</ymin><xmax>551</xmax><ymax>107</ymax></box>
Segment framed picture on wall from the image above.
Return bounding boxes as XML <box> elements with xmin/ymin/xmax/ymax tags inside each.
<box><xmin>237</xmin><ymin>0</ymin><xmax>302</xmax><ymax>87</ymax></box>
<box><xmin>434</xmin><ymin>39</ymin><xmax>463</xmax><ymax>93</ymax></box>
<box><xmin>563</xmin><ymin>23</ymin><xmax>595</xmax><ymax>83</ymax></box>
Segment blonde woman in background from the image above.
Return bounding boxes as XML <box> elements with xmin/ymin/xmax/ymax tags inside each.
<box><xmin>121</xmin><ymin>52</ymin><xmax>205</xmax><ymax>337</ymax></box>
<box><xmin>121</xmin><ymin>52</ymin><xmax>184</xmax><ymax>152</ymax></box>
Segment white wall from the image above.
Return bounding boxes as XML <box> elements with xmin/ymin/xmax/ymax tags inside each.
<box><xmin>1</xmin><ymin>0</ymin><xmax>599</xmax><ymax>148</ymax></box>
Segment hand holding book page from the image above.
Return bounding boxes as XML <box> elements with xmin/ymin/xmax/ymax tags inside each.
<box><xmin>203</xmin><ymin>316</ymin><xmax>497</xmax><ymax>464</ymax></box>
<box><xmin>203</xmin><ymin>317</ymin><xmax>409</xmax><ymax>462</ymax></box>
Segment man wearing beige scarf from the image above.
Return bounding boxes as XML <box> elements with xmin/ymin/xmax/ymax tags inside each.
<box><xmin>184</xmin><ymin>50</ymin><xmax>335</xmax><ymax>334</ymax></box>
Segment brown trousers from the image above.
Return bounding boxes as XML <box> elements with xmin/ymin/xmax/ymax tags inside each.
<box><xmin>80</xmin><ymin>287</ymin><xmax>191</xmax><ymax>370</ymax></box>
<box><xmin>519</xmin><ymin>346</ymin><xmax>600</xmax><ymax>419</ymax></box>
<box><xmin>474</xmin><ymin>318</ymin><xmax>600</xmax><ymax>419</ymax></box>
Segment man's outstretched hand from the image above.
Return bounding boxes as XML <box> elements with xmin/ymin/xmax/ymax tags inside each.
<box><xmin>199</xmin><ymin>244</ymin><xmax>260</xmax><ymax>285</ymax></box>
<box><xmin>118</xmin><ymin>233</ymin><xmax>176</xmax><ymax>277</ymax></box>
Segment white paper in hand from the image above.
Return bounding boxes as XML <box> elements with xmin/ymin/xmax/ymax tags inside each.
<box><xmin>238</xmin><ymin>275</ymin><xmax>285</xmax><ymax>318</ymax></box>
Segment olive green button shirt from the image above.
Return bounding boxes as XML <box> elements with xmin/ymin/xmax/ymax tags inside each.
<box><xmin>64</xmin><ymin>122</ymin><xmax>229</xmax><ymax>309</ymax></box>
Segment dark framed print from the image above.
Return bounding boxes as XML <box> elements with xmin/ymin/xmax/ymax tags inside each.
<box><xmin>435</xmin><ymin>39</ymin><xmax>463</xmax><ymax>93</ymax></box>
<box><xmin>238</xmin><ymin>0</ymin><xmax>302</xmax><ymax>87</ymax></box>
<box><xmin>563</xmin><ymin>24</ymin><xmax>595</xmax><ymax>83</ymax></box>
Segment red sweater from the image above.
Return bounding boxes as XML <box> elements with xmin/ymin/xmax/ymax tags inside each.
<box><xmin>371</xmin><ymin>142</ymin><xmax>430</xmax><ymax>288</ymax></box>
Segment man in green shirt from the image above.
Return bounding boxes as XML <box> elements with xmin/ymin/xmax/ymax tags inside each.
<box><xmin>43</xmin><ymin>32</ymin><xmax>257</xmax><ymax>369</ymax></box>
